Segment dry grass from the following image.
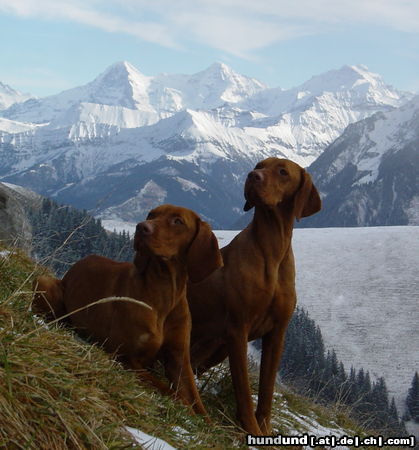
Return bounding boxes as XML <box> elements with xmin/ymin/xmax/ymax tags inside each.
<box><xmin>0</xmin><ymin>245</ymin><xmax>244</xmax><ymax>449</ymax></box>
<box><xmin>1</xmin><ymin>247</ymin><xmax>131</xmax><ymax>448</ymax></box>
<box><xmin>1</xmin><ymin>243</ymin><xmax>400</xmax><ymax>449</ymax></box>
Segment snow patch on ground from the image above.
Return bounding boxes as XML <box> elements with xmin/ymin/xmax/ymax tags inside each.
<box><xmin>101</xmin><ymin>219</ymin><xmax>137</xmax><ymax>235</ymax></box>
<box><xmin>125</xmin><ymin>426</ymin><xmax>176</xmax><ymax>450</ymax></box>
<box><xmin>175</xmin><ymin>176</ymin><xmax>205</xmax><ymax>192</ymax></box>
<box><xmin>99</xmin><ymin>180</ymin><xmax>167</xmax><ymax>223</ymax></box>
<box><xmin>0</xmin><ymin>117</ymin><xmax>38</xmax><ymax>133</ymax></box>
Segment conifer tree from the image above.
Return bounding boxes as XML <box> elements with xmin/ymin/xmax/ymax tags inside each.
<box><xmin>347</xmin><ymin>366</ymin><xmax>358</xmax><ymax>404</ymax></box>
<box><xmin>370</xmin><ymin>377</ymin><xmax>389</xmax><ymax>429</ymax></box>
<box><xmin>29</xmin><ymin>198</ymin><xmax>134</xmax><ymax>276</ymax></box>
<box><xmin>387</xmin><ymin>397</ymin><xmax>400</xmax><ymax>433</ymax></box>
<box><xmin>406</xmin><ymin>371</ymin><xmax>419</xmax><ymax>423</ymax></box>
<box><xmin>276</xmin><ymin>307</ymin><xmax>404</xmax><ymax>435</ymax></box>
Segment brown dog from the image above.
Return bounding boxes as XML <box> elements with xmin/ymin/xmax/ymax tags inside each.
<box><xmin>188</xmin><ymin>158</ymin><xmax>321</xmax><ymax>434</ymax></box>
<box><xmin>33</xmin><ymin>204</ymin><xmax>222</xmax><ymax>416</ymax></box>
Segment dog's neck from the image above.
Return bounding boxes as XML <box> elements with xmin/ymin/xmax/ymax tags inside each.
<box><xmin>250</xmin><ymin>202</ymin><xmax>295</xmax><ymax>261</ymax></box>
<box><xmin>133</xmin><ymin>252</ymin><xmax>187</xmax><ymax>309</ymax></box>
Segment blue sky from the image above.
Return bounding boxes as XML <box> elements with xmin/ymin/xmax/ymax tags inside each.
<box><xmin>1</xmin><ymin>0</ymin><xmax>418</xmax><ymax>97</ymax></box>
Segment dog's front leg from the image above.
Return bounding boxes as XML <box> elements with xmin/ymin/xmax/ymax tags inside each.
<box><xmin>162</xmin><ymin>303</ymin><xmax>208</xmax><ymax>417</ymax></box>
<box><xmin>256</xmin><ymin>280</ymin><xmax>296</xmax><ymax>434</ymax></box>
<box><xmin>255</xmin><ymin>324</ymin><xmax>287</xmax><ymax>434</ymax></box>
<box><xmin>227</xmin><ymin>326</ymin><xmax>263</xmax><ymax>435</ymax></box>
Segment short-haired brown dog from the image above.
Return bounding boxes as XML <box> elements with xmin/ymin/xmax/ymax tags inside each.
<box><xmin>33</xmin><ymin>204</ymin><xmax>222</xmax><ymax>416</ymax></box>
<box><xmin>188</xmin><ymin>158</ymin><xmax>321</xmax><ymax>434</ymax></box>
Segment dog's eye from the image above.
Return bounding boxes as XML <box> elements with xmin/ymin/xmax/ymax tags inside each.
<box><xmin>279</xmin><ymin>168</ymin><xmax>288</xmax><ymax>176</ymax></box>
<box><xmin>173</xmin><ymin>217</ymin><xmax>184</xmax><ymax>226</ymax></box>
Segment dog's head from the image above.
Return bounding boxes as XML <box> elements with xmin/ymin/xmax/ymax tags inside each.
<box><xmin>244</xmin><ymin>157</ymin><xmax>321</xmax><ymax>220</ymax></box>
<box><xmin>134</xmin><ymin>204</ymin><xmax>222</xmax><ymax>282</ymax></box>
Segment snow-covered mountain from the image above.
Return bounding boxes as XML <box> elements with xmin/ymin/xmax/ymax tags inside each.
<box><xmin>239</xmin><ymin>64</ymin><xmax>411</xmax><ymax>163</ymax></box>
<box><xmin>0</xmin><ymin>82</ymin><xmax>32</xmax><ymax>111</ymax></box>
<box><xmin>0</xmin><ymin>62</ymin><xmax>413</xmax><ymax>227</ymax></box>
<box><xmin>2</xmin><ymin>61</ymin><xmax>265</xmax><ymax>126</ymax></box>
<box><xmin>300</xmin><ymin>95</ymin><xmax>419</xmax><ymax>227</ymax></box>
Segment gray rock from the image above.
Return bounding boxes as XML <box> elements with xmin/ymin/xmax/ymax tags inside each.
<box><xmin>0</xmin><ymin>182</ymin><xmax>40</xmax><ymax>251</ymax></box>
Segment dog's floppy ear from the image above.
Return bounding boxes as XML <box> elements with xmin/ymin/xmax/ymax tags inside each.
<box><xmin>243</xmin><ymin>200</ymin><xmax>254</xmax><ymax>212</ymax></box>
<box><xmin>294</xmin><ymin>169</ymin><xmax>322</xmax><ymax>220</ymax></box>
<box><xmin>187</xmin><ymin>220</ymin><xmax>223</xmax><ymax>283</ymax></box>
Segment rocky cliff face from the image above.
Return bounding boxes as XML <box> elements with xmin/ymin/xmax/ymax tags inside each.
<box><xmin>0</xmin><ymin>183</ymin><xmax>40</xmax><ymax>250</ymax></box>
<box><xmin>300</xmin><ymin>95</ymin><xmax>419</xmax><ymax>227</ymax></box>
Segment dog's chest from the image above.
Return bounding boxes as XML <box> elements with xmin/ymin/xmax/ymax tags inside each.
<box><xmin>249</xmin><ymin>313</ymin><xmax>274</xmax><ymax>340</ymax></box>
<box><xmin>244</xmin><ymin>275</ymin><xmax>286</xmax><ymax>337</ymax></box>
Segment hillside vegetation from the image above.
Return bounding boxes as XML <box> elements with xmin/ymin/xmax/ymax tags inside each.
<box><xmin>0</xmin><ymin>244</ymin><xmax>241</xmax><ymax>448</ymax></box>
<box><xmin>1</xmin><ymin>243</ymin><xmax>411</xmax><ymax>449</ymax></box>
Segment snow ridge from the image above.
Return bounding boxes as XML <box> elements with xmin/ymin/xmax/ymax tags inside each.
<box><xmin>0</xmin><ymin>62</ymin><xmax>414</xmax><ymax>227</ymax></box>
<box><xmin>0</xmin><ymin>82</ymin><xmax>33</xmax><ymax>110</ymax></box>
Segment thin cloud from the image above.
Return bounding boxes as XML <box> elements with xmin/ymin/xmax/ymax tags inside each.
<box><xmin>174</xmin><ymin>0</ymin><xmax>419</xmax><ymax>32</ymax></box>
<box><xmin>169</xmin><ymin>12</ymin><xmax>311</xmax><ymax>58</ymax></box>
<box><xmin>1</xmin><ymin>0</ymin><xmax>418</xmax><ymax>57</ymax></box>
<box><xmin>0</xmin><ymin>0</ymin><xmax>179</xmax><ymax>49</ymax></box>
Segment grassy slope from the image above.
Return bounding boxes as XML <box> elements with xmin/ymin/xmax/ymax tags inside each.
<box><xmin>0</xmin><ymin>244</ymin><xmax>399</xmax><ymax>449</ymax></box>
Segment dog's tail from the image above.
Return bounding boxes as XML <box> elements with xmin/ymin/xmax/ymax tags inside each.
<box><xmin>32</xmin><ymin>275</ymin><xmax>66</xmax><ymax>322</ymax></box>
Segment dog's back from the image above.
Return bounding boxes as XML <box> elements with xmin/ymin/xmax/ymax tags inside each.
<box><xmin>32</xmin><ymin>255</ymin><xmax>123</xmax><ymax>321</ymax></box>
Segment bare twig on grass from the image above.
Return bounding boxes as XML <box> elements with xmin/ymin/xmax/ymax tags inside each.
<box><xmin>14</xmin><ymin>296</ymin><xmax>153</xmax><ymax>343</ymax></box>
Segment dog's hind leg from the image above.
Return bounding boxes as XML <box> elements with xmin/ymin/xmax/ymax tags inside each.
<box><xmin>32</xmin><ymin>276</ymin><xmax>66</xmax><ymax>321</ymax></box>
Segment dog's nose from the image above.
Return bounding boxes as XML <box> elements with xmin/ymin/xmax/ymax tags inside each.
<box><xmin>136</xmin><ymin>221</ymin><xmax>154</xmax><ymax>235</ymax></box>
<box><xmin>247</xmin><ymin>170</ymin><xmax>263</xmax><ymax>182</ymax></box>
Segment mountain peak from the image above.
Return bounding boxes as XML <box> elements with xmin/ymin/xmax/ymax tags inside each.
<box><xmin>0</xmin><ymin>82</ymin><xmax>33</xmax><ymax>110</ymax></box>
<box><xmin>199</xmin><ymin>62</ymin><xmax>265</xmax><ymax>87</ymax></box>
<box><xmin>0</xmin><ymin>82</ymin><xmax>20</xmax><ymax>96</ymax></box>
<box><xmin>101</xmin><ymin>61</ymin><xmax>143</xmax><ymax>76</ymax></box>
<box><xmin>206</xmin><ymin>62</ymin><xmax>234</xmax><ymax>75</ymax></box>
<box><xmin>346</xmin><ymin>63</ymin><xmax>371</xmax><ymax>74</ymax></box>
<box><xmin>295</xmin><ymin>64</ymin><xmax>410</xmax><ymax>107</ymax></box>
<box><xmin>339</xmin><ymin>64</ymin><xmax>384</xmax><ymax>86</ymax></box>
<box><xmin>189</xmin><ymin>62</ymin><xmax>266</xmax><ymax>105</ymax></box>
<box><xmin>301</xmin><ymin>64</ymin><xmax>379</xmax><ymax>93</ymax></box>
<box><xmin>194</xmin><ymin>62</ymin><xmax>239</xmax><ymax>82</ymax></box>
<box><xmin>95</xmin><ymin>61</ymin><xmax>148</xmax><ymax>86</ymax></box>
<box><xmin>83</xmin><ymin>61</ymin><xmax>150</xmax><ymax>109</ymax></box>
